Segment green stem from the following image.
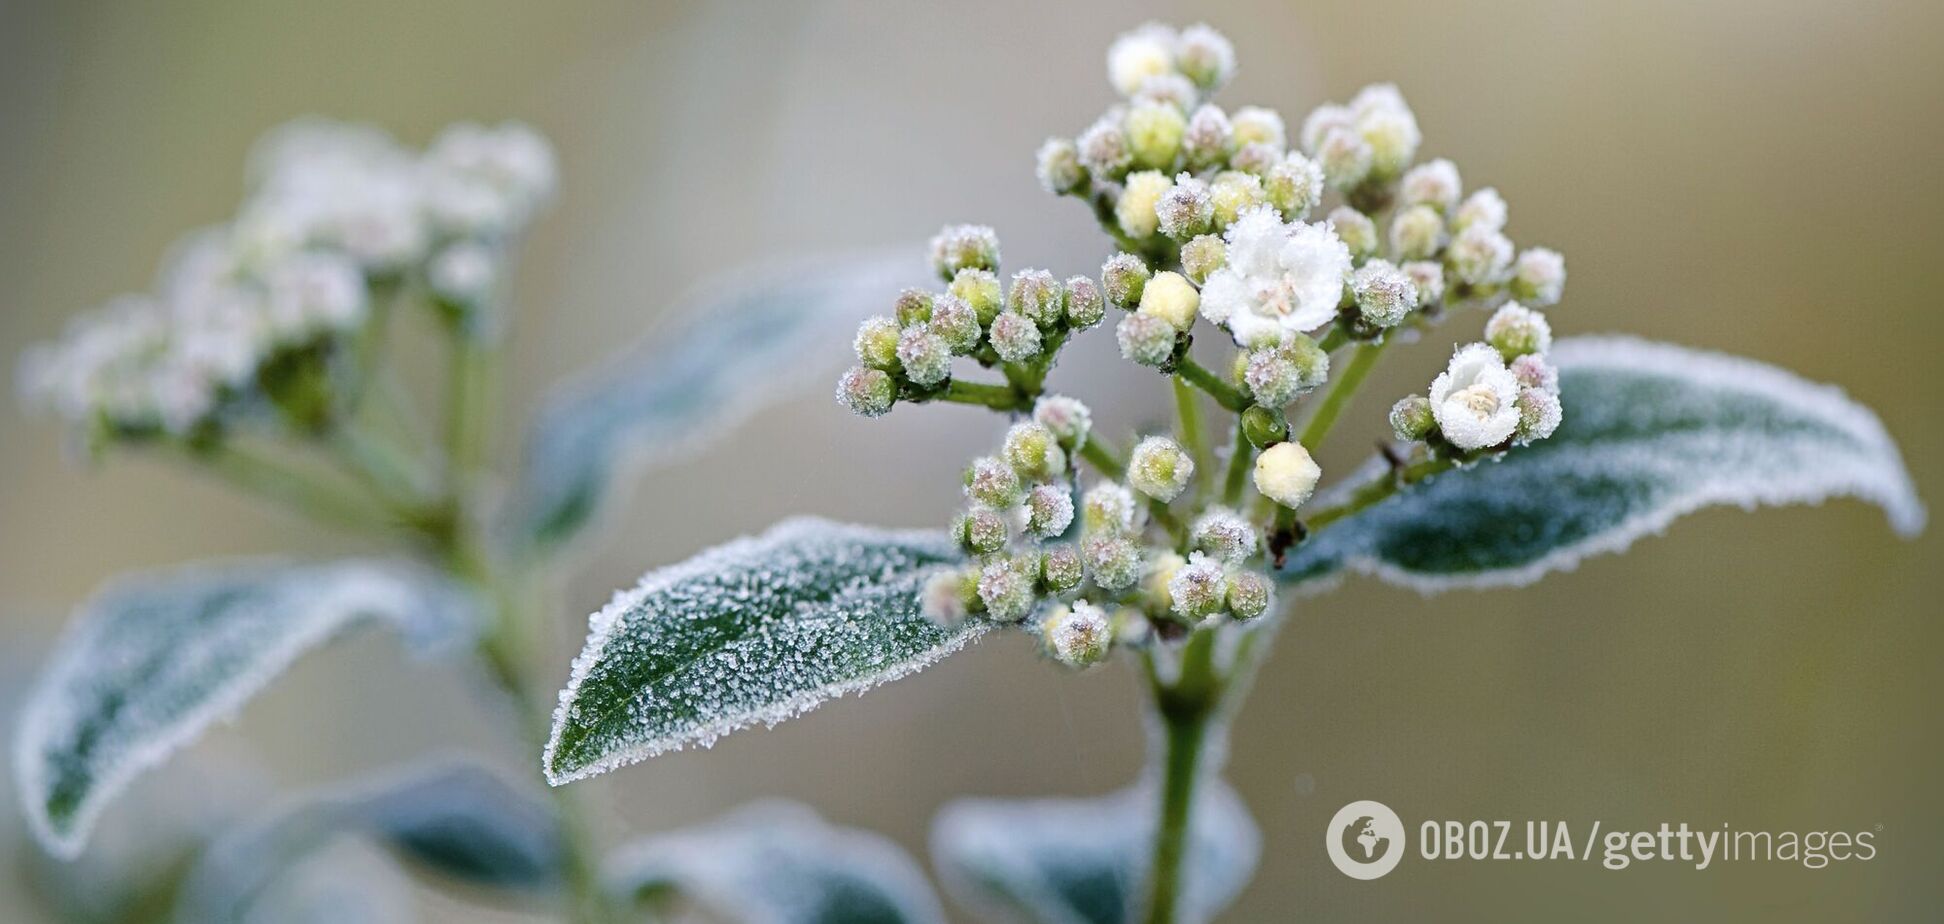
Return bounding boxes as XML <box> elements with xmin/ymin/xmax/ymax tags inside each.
<box><xmin>1296</xmin><ymin>339</ymin><xmax>1389</xmax><ymax>454</ymax></box>
<box><xmin>183</xmin><ymin>443</ymin><xmax>401</xmax><ymax>534</ymax></box>
<box><xmin>1174</xmin><ymin>355</ymin><xmax>1248</xmax><ymax>412</ymax></box>
<box><xmin>445</xmin><ymin>333</ymin><xmax>495</xmax><ymax>498</ymax></box>
<box><xmin>329</xmin><ymin>423</ymin><xmax>431</xmax><ymax>510</ymax></box>
<box><xmin>1078</xmin><ymin>438</ymin><xmax>1126</xmax><ymax>479</ymax></box>
<box><xmin>1142</xmin><ymin>629</ymin><xmax>1221</xmax><ymax>924</ymax></box>
<box><xmin>1303</xmin><ymin>454</ymin><xmax>1456</xmax><ymax>531</ymax></box>
<box><xmin>1316</xmin><ymin>325</ymin><xmax>1350</xmax><ymax>353</ymax></box>
<box><xmin>936</xmin><ymin>378</ymin><xmax>1029</xmax><ymax>412</ymax></box>
<box><xmin>1171</xmin><ymin>376</ymin><xmax>1211</xmax><ymax>498</ymax></box>
<box><xmin>1221</xmin><ymin>417</ymin><xmax>1252</xmax><ymax>508</ymax></box>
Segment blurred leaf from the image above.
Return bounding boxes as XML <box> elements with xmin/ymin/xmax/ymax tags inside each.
<box><xmin>507</xmin><ymin>251</ymin><xmax>918</xmax><ymax>551</ymax></box>
<box><xmin>171</xmin><ymin>757</ymin><xmax>557</xmax><ymax>923</ymax></box>
<box><xmin>12</xmin><ymin>559</ymin><xmax>476</xmax><ymax>858</ymax></box>
<box><xmin>931</xmin><ymin>780</ymin><xmax>1259</xmax><ymax>924</ymax></box>
<box><xmin>605</xmin><ymin>801</ymin><xmax>946</xmax><ymax>924</ymax></box>
<box><xmin>544</xmin><ymin>518</ymin><xmax>979</xmax><ymax>785</ymax></box>
<box><xmin>1282</xmin><ymin>336</ymin><xmax>1926</xmax><ymax>591</ymax></box>
<box><xmin>177</xmin><ymin>831</ymin><xmax>417</xmax><ymax>924</ymax></box>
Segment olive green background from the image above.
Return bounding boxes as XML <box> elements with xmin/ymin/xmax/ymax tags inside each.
<box><xmin>2</xmin><ymin>1</ymin><xmax>1940</xmax><ymax>920</ymax></box>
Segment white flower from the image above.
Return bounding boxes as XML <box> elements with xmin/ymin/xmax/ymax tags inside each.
<box><xmin>429</xmin><ymin>242</ymin><xmax>501</xmax><ymax>306</ymax></box>
<box><xmin>420</xmin><ymin>121</ymin><xmax>557</xmax><ymax>237</ymax></box>
<box><xmin>1299</xmin><ymin>104</ymin><xmax>1355</xmax><ymax>154</ymax></box>
<box><xmin>1108</xmin><ymin>23</ymin><xmax>1177</xmax><ymax>97</ymax></box>
<box><xmin>1430</xmin><ymin>343</ymin><xmax>1522</xmax><ymax>450</ymax></box>
<box><xmin>1454</xmin><ymin>187</ymin><xmax>1508</xmax><ymax>232</ymax></box>
<box><xmin>261</xmin><ymin>250</ymin><xmax>368</xmax><ymax>339</ymax></box>
<box><xmin>1400</xmin><ymin>158</ymin><xmax>1462</xmax><ymax>213</ymax></box>
<box><xmin>1350</xmin><ymin>83</ymin><xmax>1419</xmax><ymax>176</ymax></box>
<box><xmin>1198</xmin><ymin>207</ymin><xmax>1350</xmax><ymax>345</ymax></box>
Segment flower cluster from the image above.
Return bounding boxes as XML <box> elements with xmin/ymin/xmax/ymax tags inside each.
<box><xmin>836</xmin><ymin>225</ymin><xmax>1104</xmax><ymax>418</ymax></box>
<box><xmin>845</xmin><ymin>22</ymin><xmax>1573</xmax><ymax>668</ymax></box>
<box><xmin>19</xmin><ymin>118</ymin><xmax>555</xmax><ymax>446</ymax></box>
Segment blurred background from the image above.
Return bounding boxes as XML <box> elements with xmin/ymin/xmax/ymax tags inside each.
<box><xmin>2</xmin><ymin>0</ymin><xmax>1941</xmax><ymax>920</ymax></box>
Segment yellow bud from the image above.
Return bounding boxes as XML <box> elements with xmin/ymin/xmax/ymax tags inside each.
<box><xmin>1253</xmin><ymin>441</ymin><xmax>1322</xmax><ymax>508</ymax></box>
<box><xmin>1137</xmin><ymin>271</ymin><xmax>1200</xmax><ymax>332</ymax></box>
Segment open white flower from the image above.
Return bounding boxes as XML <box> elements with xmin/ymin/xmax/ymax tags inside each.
<box><xmin>1198</xmin><ymin>206</ymin><xmax>1350</xmax><ymax>345</ymax></box>
<box><xmin>1429</xmin><ymin>343</ymin><xmax>1522</xmax><ymax>450</ymax></box>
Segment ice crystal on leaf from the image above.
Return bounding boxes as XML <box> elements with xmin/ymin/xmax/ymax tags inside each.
<box><xmin>543</xmin><ymin>518</ymin><xmax>981</xmax><ymax>785</ymax></box>
<box><xmin>1281</xmin><ymin>337</ymin><xmax>1926</xmax><ymax>592</ymax></box>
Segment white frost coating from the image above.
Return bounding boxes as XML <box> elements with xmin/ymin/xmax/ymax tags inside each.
<box><xmin>1286</xmin><ymin>336</ymin><xmax>1924</xmax><ymax>595</ymax></box>
<box><xmin>932</xmin><ymin>780</ymin><xmax>1259</xmax><ymax>924</ymax></box>
<box><xmin>510</xmin><ymin>250</ymin><xmax>922</xmax><ymax>550</ymax></box>
<box><xmin>603</xmin><ymin>800</ymin><xmax>946</xmax><ymax>924</ymax></box>
<box><xmin>544</xmin><ymin>518</ymin><xmax>984</xmax><ymax>786</ymax></box>
<box><xmin>13</xmin><ymin>559</ymin><xmax>476</xmax><ymax>858</ymax></box>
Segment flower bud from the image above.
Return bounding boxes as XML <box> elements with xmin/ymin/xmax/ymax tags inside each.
<box><xmin>1036</xmin><ymin>137</ymin><xmax>1087</xmax><ymax>195</ymax></box>
<box><xmin>1241</xmin><ymin>404</ymin><xmax>1289</xmax><ymax>448</ymax></box>
<box><xmin>1316</xmin><ymin>126</ymin><xmax>1373</xmax><ymax>190</ymax></box>
<box><xmin>1351</xmin><ymin>259</ymin><xmax>1418</xmax><ymax>328</ymax></box>
<box><xmin>1191</xmin><ymin>507</ymin><xmax>1258</xmax><ymax>563</ymax></box>
<box><xmin>1299</xmin><ymin>103</ymin><xmax>1354</xmax><ymax>155</ymax></box>
<box><xmin>1389</xmin><ymin>204</ymin><xmax>1447</xmax><ymax>261</ymax></box>
<box><xmin>1117</xmin><ymin>311</ymin><xmax>1177</xmax><ymax>367</ymax></box>
<box><xmin>949</xmin><ymin>268</ymin><xmax>1003</xmax><ymax>324</ymax></box>
<box><xmin>1108</xmin><ymin>23</ymin><xmax>1176</xmax><ymax>98</ymax></box>
<box><xmin>1156</xmin><ymin>176</ymin><xmax>1215</xmax><ymax>240</ymax></box>
<box><xmin>1083</xmin><ymin>481</ymin><xmax>1143</xmax><ymax>534</ymax></box>
<box><xmin>893</xmin><ymin>288</ymin><xmax>934</xmax><ymax>326</ymax></box>
<box><xmin>1453</xmin><ymin>187</ymin><xmax>1507</xmax><ymax>232</ymax></box>
<box><xmin>1143</xmin><ymin>551</ymin><xmax>1185</xmax><ymax>614</ymax></box>
<box><xmin>1284</xmin><ymin>332</ymin><xmax>1330</xmax><ymax>390</ymax></box>
<box><xmin>1175</xmin><ymin>23</ymin><xmax>1236</xmax><ymax>91</ymax></box>
<box><xmin>1129</xmin><ymin>435</ymin><xmax>1194</xmax><ymax>501</ymax></box>
<box><xmin>1083</xmin><ymin>534</ymin><xmax>1143</xmax><ymax>590</ymax></box>
<box><xmin>1137</xmin><ymin>271</ymin><xmax>1200</xmax><ymax>331</ymax></box>
<box><xmin>1008</xmin><ymin>269</ymin><xmax>1066</xmax><ymax>329</ymax></box>
<box><xmin>921</xmin><ymin>568</ymin><xmax>977</xmax><ymax>626</ymax></box>
<box><xmin>1181</xmin><ymin>104</ymin><xmax>1234</xmax><ymax>171</ymax></box>
<box><xmin>1509</xmin><ymin>353</ymin><xmax>1558</xmax><ymax>392</ymax></box>
<box><xmin>1134</xmin><ymin>73</ymin><xmax>1197</xmax><ymax>111</ymax></box>
<box><xmin>1033</xmin><ymin>394</ymin><xmax>1092</xmax><ymax>450</ymax></box>
<box><xmin>1225</xmin><ymin>569</ymin><xmax>1272</xmax><ymax>620</ymax></box>
<box><xmin>1484</xmin><ymin>302</ymin><xmax>1552</xmax><ymax>360</ymax></box>
<box><xmin>1077</xmin><ymin>114</ymin><xmax>1133</xmax><ymax>177</ymax></box>
<box><xmin>1043</xmin><ymin>600</ymin><xmax>1113</xmax><ymax>667</ymax></box>
<box><xmin>1447</xmin><ymin>224</ymin><xmax>1514</xmax><ymax>287</ymax></box>
<box><xmin>1358</xmin><ymin>106</ymin><xmax>1420</xmax><ymax>179</ymax></box>
<box><xmin>1265</xmin><ymin>153</ymin><xmax>1324</xmax><ymax>219</ymax></box>
<box><xmin>1400</xmin><ymin>159</ymin><xmax>1461</xmax><ymax>213</ymax></box>
<box><xmin>854</xmin><ymin>316</ymin><xmax>901</xmax><ymax>371</ymax></box>
<box><xmin>1230</xmin><ymin>106</ymin><xmax>1286</xmax><ymax>151</ymax></box>
<box><xmin>1254</xmin><ymin>440</ymin><xmax>1321</xmax><ymax>508</ymax></box>
<box><xmin>1401</xmin><ymin>260</ymin><xmax>1446</xmax><ymax>306</ymax></box>
<box><xmin>1389</xmin><ymin>393</ymin><xmax>1435</xmax><ymax>441</ymax></box>
<box><xmin>976</xmin><ymin>555</ymin><xmax>1039</xmax><ymax>623</ymax></box>
<box><xmin>1025</xmin><ymin>483</ymin><xmax>1076</xmax><ymax>539</ymax></box>
<box><xmin>1514</xmin><ymin>386</ymin><xmax>1563</xmax><ymax>445</ymax></box>
<box><xmin>896</xmin><ymin>324</ymin><xmax>952</xmax><ymax>386</ymax></box>
<box><xmin>928</xmin><ymin>294</ymin><xmax>982</xmax><ymax>354</ymax></box>
<box><xmin>1125</xmin><ymin>100</ymin><xmax>1187</xmax><ymax>171</ymax></box>
<box><xmin>966</xmin><ymin>455</ymin><xmax>1023</xmax><ymax>507</ymax></box>
<box><xmin>1244</xmin><ymin>349</ymin><xmax>1302</xmax><ymax>406</ymax></box>
<box><xmin>988</xmin><ymin>311</ymin><xmax>1043</xmax><ymax>362</ymax></box>
<box><xmin>1328</xmin><ymin>206</ymin><xmax>1378</xmax><ymax>260</ymax></box>
<box><xmin>1062</xmin><ymin>276</ymin><xmax>1106</xmax><ymax>330</ymax></box>
<box><xmin>1168</xmin><ymin>552</ymin><xmax>1229</xmax><ymax>621</ymax></box>
<box><xmin>1510</xmin><ymin>247</ymin><xmax>1566</xmax><ymax>306</ymax></box>
<box><xmin>836</xmin><ymin>366</ymin><xmax>895</xmax><ymax>417</ymax></box>
<box><xmin>1101</xmin><ymin>252</ymin><xmax>1151</xmax><ymax>308</ymax></box>
<box><xmin>1113</xmin><ymin>607</ymin><xmax>1153</xmax><ymax>647</ymax></box>
<box><xmin>1041</xmin><ymin>544</ymin><xmax>1084</xmax><ymax>593</ymax></box>
<box><xmin>1228</xmin><ymin>142</ymin><xmax>1279</xmax><ymax>176</ymax></box>
<box><xmin>929</xmin><ymin>224</ymin><xmax>1001</xmax><ymax>280</ymax></box>
<box><xmin>1208</xmin><ymin>170</ymin><xmax>1267</xmax><ymax>227</ymax></box>
<box><xmin>1116</xmin><ymin>170</ymin><xmax>1173</xmax><ymax>239</ymax></box>
<box><xmin>959</xmin><ymin>505</ymin><xmax>1010</xmax><ymax>555</ymax></box>
<box><xmin>1180</xmin><ymin>234</ymin><xmax>1227</xmax><ymax>284</ymax></box>
<box><xmin>1004</xmin><ymin>421</ymin><xmax>1067</xmax><ymax>480</ymax></box>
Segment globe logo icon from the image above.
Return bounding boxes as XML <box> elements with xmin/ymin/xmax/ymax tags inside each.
<box><xmin>1326</xmin><ymin>800</ymin><xmax>1405</xmax><ymax>879</ymax></box>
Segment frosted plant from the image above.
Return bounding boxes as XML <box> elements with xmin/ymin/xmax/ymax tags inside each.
<box><xmin>9</xmin><ymin>21</ymin><xmax>1927</xmax><ymax>924</ymax></box>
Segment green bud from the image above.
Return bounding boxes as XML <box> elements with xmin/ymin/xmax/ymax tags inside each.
<box><xmin>964</xmin><ymin>455</ymin><xmax>1022</xmax><ymax>507</ymax></box>
<box><xmin>1101</xmin><ymin>252</ymin><xmax>1151</xmax><ymax>308</ymax></box>
<box><xmin>836</xmin><ymin>366</ymin><xmax>895</xmax><ymax>418</ymax></box>
<box><xmin>1128</xmin><ymin>435</ymin><xmax>1193</xmax><ymax>502</ymax></box>
<box><xmin>929</xmin><ymin>224</ymin><xmax>1000</xmax><ymax>280</ymax></box>
<box><xmin>1225</xmin><ymin>570</ymin><xmax>1272</xmax><ymax>620</ymax></box>
<box><xmin>1003</xmin><ymin>421</ymin><xmax>1067</xmax><ymax>481</ymax></box>
<box><xmin>1241</xmin><ymin>405</ymin><xmax>1288</xmax><ymax>447</ymax></box>
<box><xmin>959</xmin><ymin>506</ymin><xmax>1009</xmax><ymax>555</ymax></box>
<box><xmin>1040</xmin><ymin>544</ymin><xmax>1084</xmax><ymax>594</ymax></box>
<box><xmin>1484</xmin><ymin>303</ymin><xmax>1552</xmax><ymax>360</ymax></box>
<box><xmin>1389</xmin><ymin>394</ymin><xmax>1435</xmax><ymax>441</ymax></box>
<box><xmin>928</xmin><ymin>294</ymin><xmax>981</xmax><ymax>354</ymax></box>
<box><xmin>895</xmin><ymin>324</ymin><xmax>951</xmax><ymax>386</ymax></box>
<box><xmin>1389</xmin><ymin>204</ymin><xmax>1447</xmax><ymax>261</ymax></box>
<box><xmin>1042</xmin><ymin>600</ymin><xmax>1112</xmax><ymax>667</ymax></box>
<box><xmin>853</xmin><ymin>316</ymin><xmax>901</xmax><ymax>371</ymax></box>
<box><xmin>1116</xmin><ymin>312</ymin><xmax>1176</xmax><ymax>368</ymax></box>
<box><xmin>949</xmin><ymin>268</ymin><xmax>1003</xmax><ymax>324</ymax></box>
<box><xmin>1209</xmin><ymin>170</ymin><xmax>1266</xmax><ymax>228</ymax></box>
<box><xmin>1063</xmin><ymin>276</ymin><xmax>1106</xmax><ymax>330</ymax></box>
<box><xmin>1125</xmin><ymin>100</ymin><xmax>1187</xmax><ymax>171</ymax></box>
<box><xmin>1180</xmin><ymin>234</ymin><xmax>1227</xmax><ymax>285</ymax></box>
<box><xmin>1283</xmin><ymin>333</ymin><xmax>1330</xmax><ymax>391</ymax></box>
<box><xmin>1025</xmin><ymin>483</ymin><xmax>1076</xmax><ymax>539</ymax></box>
<box><xmin>1328</xmin><ymin>206</ymin><xmax>1378</xmax><ymax>260</ymax></box>
<box><xmin>975</xmin><ymin>555</ymin><xmax>1039</xmax><ymax>623</ymax></box>
<box><xmin>893</xmin><ymin>288</ymin><xmax>933</xmax><ymax>326</ymax></box>
<box><xmin>1082</xmin><ymin>534</ymin><xmax>1142</xmax><ymax>591</ymax></box>
<box><xmin>1035</xmin><ymin>137</ymin><xmax>1087</xmax><ymax>195</ymax></box>
<box><xmin>988</xmin><ymin>311</ymin><xmax>1043</xmax><ymax>363</ymax></box>
<box><xmin>1008</xmin><ymin>269</ymin><xmax>1066</xmax><ymax>329</ymax></box>
<box><xmin>1243</xmin><ymin>350</ymin><xmax>1301</xmax><ymax>407</ymax></box>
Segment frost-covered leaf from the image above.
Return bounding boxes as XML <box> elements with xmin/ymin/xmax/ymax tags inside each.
<box><xmin>545</xmin><ymin>518</ymin><xmax>979</xmax><ymax>785</ymax></box>
<box><xmin>1282</xmin><ymin>336</ymin><xmax>1925</xmax><ymax>591</ymax></box>
<box><xmin>12</xmin><ymin>560</ymin><xmax>476</xmax><ymax>858</ymax></box>
<box><xmin>508</xmin><ymin>252</ymin><xmax>917</xmax><ymax>551</ymax></box>
<box><xmin>605</xmin><ymin>801</ymin><xmax>945</xmax><ymax>924</ymax></box>
<box><xmin>176</xmin><ymin>830</ymin><xmax>417</xmax><ymax>924</ymax></box>
<box><xmin>931</xmin><ymin>780</ymin><xmax>1259</xmax><ymax>924</ymax></box>
<box><xmin>172</xmin><ymin>758</ymin><xmax>556</xmax><ymax>923</ymax></box>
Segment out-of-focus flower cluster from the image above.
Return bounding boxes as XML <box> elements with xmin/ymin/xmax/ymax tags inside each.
<box><xmin>842</xmin><ymin>22</ymin><xmax>1573</xmax><ymax>668</ymax></box>
<box><xmin>19</xmin><ymin>118</ymin><xmax>555</xmax><ymax>446</ymax></box>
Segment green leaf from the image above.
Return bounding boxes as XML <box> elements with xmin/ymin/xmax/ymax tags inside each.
<box><xmin>507</xmin><ymin>252</ymin><xmax>918</xmax><ymax>551</ymax></box>
<box><xmin>1281</xmin><ymin>336</ymin><xmax>1925</xmax><ymax>590</ymax></box>
<box><xmin>171</xmin><ymin>758</ymin><xmax>558</xmax><ymax>923</ymax></box>
<box><xmin>931</xmin><ymin>780</ymin><xmax>1259</xmax><ymax>924</ymax></box>
<box><xmin>543</xmin><ymin>518</ymin><xmax>980</xmax><ymax>785</ymax></box>
<box><xmin>12</xmin><ymin>560</ymin><xmax>476</xmax><ymax>858</ymax></box>
<box><xmin>605</xmin><ymin>801</ymin><xmax>946</xmax><ymax>924</ymax></box>
<box><xmin>175</xmin><ymin>832</ymin><xmax>417</xmax><ymax>924</ymax></box>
